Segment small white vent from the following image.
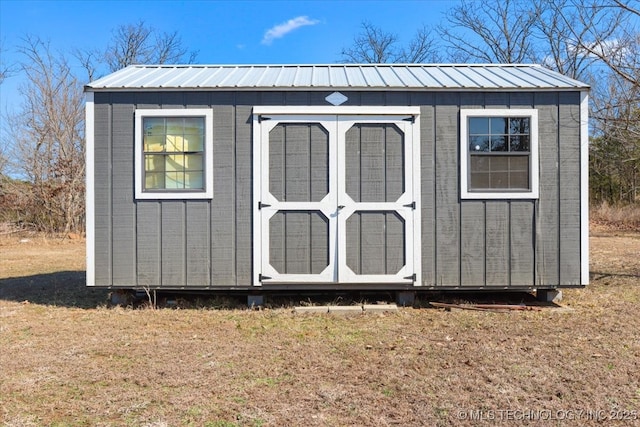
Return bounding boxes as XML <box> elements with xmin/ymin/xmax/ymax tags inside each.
<box><xmin>325</xmin><ymin>92</ymin><xmax>348</xmax><ymax>106</ymax></box>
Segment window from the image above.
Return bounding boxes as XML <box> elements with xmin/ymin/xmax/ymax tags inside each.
<box><xmin>135</xmin><ymin>109</ymin><xmax>213</xmax><ymax>199</ymax></box>
<box><xmin>460</xmin><ymin>109</ymin><xmax>538</xmax><ymax>199</ymax></box>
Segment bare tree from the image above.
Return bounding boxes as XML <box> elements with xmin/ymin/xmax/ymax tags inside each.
<box><xmin>104</xmin><ymin>20</ymin><xmax>197</xmax><ymax>72</ymax></box>
<box><xmin>567</xmin><ymin>0</ymin><xmax>639</xmax><ymax>87</ymax></box>
<box><xmin>75</xmin><ymin>20</ymin><xmax>198</xmax><ymax>80</ymax></box>
<box><xmin>2</xmin><ymin>22</ymin><xmax>198</xmax><ymax>232</ymax></box>
<box><xmin>340</xmin><ymin>21</ymin><xmax>440</xmax><ymax>63</ymax></box>
<box><xmin>561</xmin><ymin>0</ymin><xmax>640</xmax><ymax>203</ymax></box>
<box><xmin>0</xmin><ymin>39</ymin><xmax>8</xmax><ymax>175</ymax></box>
<box><xmin>438</xmin><ymin>0</ymin><xmax>540</xmax><ymax>63</ymax></box>
<box><xmin>0</xmin><ymin>40</ymin><xmax>14</xmax><ymax>86</ymax></box>
<box><xmin>3</xmin><ymin>36</ymin><xmax>85</xmax><ymax>233</ymax></box>
<box><xmin>529</xmin><ymin>0</ymin><xmax>600</xmax><ymax>79</ymax></box>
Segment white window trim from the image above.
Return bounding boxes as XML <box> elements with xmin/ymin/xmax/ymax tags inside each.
<box><xmin>134</xmin><ymin>108</ymin><xmax>214</xmax><ymax>200</ymax></box>
<box><xmin>460</xmin><ymin>108</ymin><xmax>539</xmax><ymax>200</ymax></box>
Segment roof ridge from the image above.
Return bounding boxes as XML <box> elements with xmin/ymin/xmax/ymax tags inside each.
<box><xmin>128</xmin><ymin>63</ymin><xmax>543</xmax><ymax>68</ymax></box>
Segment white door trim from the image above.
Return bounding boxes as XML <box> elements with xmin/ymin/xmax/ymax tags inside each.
<box><xmin>252</xmin><ymin>107</ymin><xmax>421</xmax><ymax>287</ymax></box>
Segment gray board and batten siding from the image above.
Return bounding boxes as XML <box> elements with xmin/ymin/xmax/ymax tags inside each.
<box><xmin>85</xmin><ymin>64</ymin><xmax>589</xmax><ymax>291</ymax></box>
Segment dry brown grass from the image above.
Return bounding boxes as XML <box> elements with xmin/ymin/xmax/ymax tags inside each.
<box><xmin>1</xmin><ymin>231</ymin><xmax>640</xmax><ymax>426</ymax></box>
<box><xmin>591</xmin><ymin>202</ymin><xmax>640</xmax><ymax>232</ymax></box>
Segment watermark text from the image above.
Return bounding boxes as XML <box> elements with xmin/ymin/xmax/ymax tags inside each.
<box><xmin>456</xmin><ymin>409</ymin><xmax>638</xmax><ymax>422</ymax></box>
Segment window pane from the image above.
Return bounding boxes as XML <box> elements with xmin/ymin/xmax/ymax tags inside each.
<box><xmin>465</xmin><ymin>113</ymin><xmax>534</xmax><ymax>194</ymax></box>
<box><xmin>510</xmin><ymin>117</ymin><xmax>530</xmax><ymax>134</ymax></box>
<box><xmin>470</xmin><ymin>172</ymin><xmax>490</xmax><ymax>189</ymax></box>
<box><xmin>470</xmin><ymin>136</ymin><xmax>490</xmax><ymax>152</ymax></box>
<box><xmin>145</xmin><ymin>172</ymin><xmax>165</xmax><ymax>189</ymax></box>
<box><xmin>509</xmin><ymin>155</ymin><xmax>529</xmax><ymax>172</ymax></box>
<box><xmin>491</xmin><ymin>156</ymin><xmax>509</xmax><ymax>171</ymax></box>
<box><xmin>165</xmin><ymin>154</ymin><xmax>185</xmax><ymax>172</ymax></box>
<box><xmin>144</xmin><ymin>135</ymin><xmax>165</xmax><ymax>152</ymax></box>
<box><xmin>490</xmin><ymin>172</ymin><xmax>510</xmax><ymax>188</ymax></box>
<box><xmin>490</xmin><ymin>136</ymin><xmax>508</xmax><ymax>151</ymax></box>
<box><xmin>510</xmin><ymin>135</ymin><xmax>530</xmax><ymax>152</ymax></box>
<box><xmin>184</xmin><ymin>154</ymin><xmax>203</xmax><ymax>172</ymax></box>
<box><xmin>141</xmin><ymin>114</ymin><xmax>207</xmax><ymax>192</ymax></box>
<box><xmin>166</xmin><ymin>118</ymin><xmax>185</xmax><ymax>135</ymax></box>
<box><xmin>510</xmin><ymin>171</ymin><xmax>529</xmax><ymax>189</ymax></box>
<box><xmin>145</xmin><ymin>154</ymin><xmax>165</xmax><ymax>172</ymax></box>
<box><xmin>490</xmin><ymin>117</ymin><xmax>508</xmax><ymax>134</ymax></box>
<box><xmin>185</xmin><ymin>172</ymin><xmax>204</xmax><ymax>189</ymax></box>
<box><xmin>469</xmin><ymin>155</ymin><xmax>530</xmax><ymax>190</ymax></box>
<box><xmin>183</xmin><ymin>117</ymin><xmax>205</xmax><ymax>134</ymax></box>
<box><xmin>184</xmin><ymin>134</ymin><xmax>204</xmax><ymax>152</ymax></box>
<box><xmin>165</xmin><ymin>135</ymin><xmax>184</xmax><ymax>152</ymax></box>
<box><xmin>165</xmin><ymin>171</ymin><xmax>184</xmax><ymax>189</ymax></box>
<box><xmin>469</xmin><ymin>117</ymin><xmax>489</xmax><ymax>134</ymax></box>
<box><xmin>144</xmin><ymin>118</ymin><xmax>164</xmax><ymax>136</ymax></box>
<box><xmin>470</xmin><ymin>155</ymin><xmax>490</xmax><ymax>172</ymax></box>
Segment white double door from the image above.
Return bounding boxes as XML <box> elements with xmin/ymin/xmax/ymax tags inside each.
<box><xmin>253</xmin><ymin>109</ymin><xmax>420</xmax><ymax>285</ymax></box>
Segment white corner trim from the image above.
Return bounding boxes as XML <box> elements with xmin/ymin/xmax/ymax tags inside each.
<box><xmin>580</xmin><ymin>91</ymin><xmax>590</xmax><ymax>285</ymax></box>
<box><xmin>460</xmin><ymin>108</ymin><xmax>539</xmax><ymax>200</ymax></box>
<box><xmin>85</xmin><ymin>92</ymin><xmax>95</xmax><ymax>286</ymax></box>
<box><xmin>252</xmin><ymin>112</ymin><xmax>262</xmax><ymax>286</ymax></box>
<box><xmin>134</xmin><ymin>108</ymin><xmax>214</xmax><ymax>200</ymax></box>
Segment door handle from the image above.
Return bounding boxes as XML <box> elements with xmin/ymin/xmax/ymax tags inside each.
<box><xmin>337</xmin><ymin>205</ymin><xmax>345</xmax><ymax>210</ymax></box>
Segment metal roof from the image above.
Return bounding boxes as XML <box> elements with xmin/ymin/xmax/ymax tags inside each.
<box><xmin>85</xmin><ymin>64</ymin><xmax>589</xmax><ymax>91</ymax></box>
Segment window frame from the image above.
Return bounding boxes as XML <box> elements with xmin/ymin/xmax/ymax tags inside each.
<box><xmin>460</xmin><ymin>108</ymin><xmax>539</xmax><ymax>200</ymax></box>
<box><xmin>134</xmin><ymin>108</ymin><xmax>213</xmax><ymax>200</ymax></box>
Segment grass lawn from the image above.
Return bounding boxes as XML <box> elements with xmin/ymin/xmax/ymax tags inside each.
<box><xmin>1</xmin><ymin>230</ymin><xmax>639</xmax><ymax>426</ymax></box>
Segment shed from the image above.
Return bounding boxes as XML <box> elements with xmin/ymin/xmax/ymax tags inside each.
<box><xmin>84</xmin><ymin>64</ymin><xmax>589</xmax><ymax>298</ymax></box>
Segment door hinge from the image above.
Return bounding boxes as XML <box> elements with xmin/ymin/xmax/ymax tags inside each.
<box><xmin>258</xmin><ymin>115</ymin><xmax>271</xmax><ymax>123</ymax></box>
<box><xmin>259</xmin><ymin>274</ymin><xmax>272</xmax><ymax>281</ymax></box>
<box><xmin>258</xmin><ymin>201</ymin><xmax>271</xmax><ymax>210</ymax></box>
<box><xmin>403</xmin><ymin>116</ymin><xmax>415</xmax><ymax>124</ymax></box>
<box><xmin>404</xmin><ymin>273</ymin><xmax>416</xmax><ymax>281</ymax></box>
<box><xmin>403</xmin><ymin>201</ymin><xmax>416</xmax><ymax>210</ymax></box>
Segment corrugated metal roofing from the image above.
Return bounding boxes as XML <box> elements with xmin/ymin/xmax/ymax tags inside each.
<box><xmin>85</xmin><ymin>64</ymin><xmax>589</xmax><ymax>91</ymax></box>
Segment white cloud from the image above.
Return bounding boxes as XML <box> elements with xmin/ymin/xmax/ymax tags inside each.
<box><xmin>261</xmin><ymin>16</ymin><xmax>319</xmax><ymax>45</ymax></box>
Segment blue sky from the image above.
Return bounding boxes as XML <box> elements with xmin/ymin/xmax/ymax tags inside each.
<box><xmin>0</xmin><ymin>0</ymin><xmax>457</xmax><ymax>112</ymax></box>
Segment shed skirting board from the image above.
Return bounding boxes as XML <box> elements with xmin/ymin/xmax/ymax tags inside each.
<box><xmin>85</xmin><ymin>92</ymin><xmax>95</xmax><ymax>286</ymax></box>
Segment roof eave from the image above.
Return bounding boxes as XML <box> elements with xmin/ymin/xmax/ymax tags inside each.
<box><xmin>84</xmin><ymin>85</ymin><xmax>589</xmax><ymax>93</ymax></box>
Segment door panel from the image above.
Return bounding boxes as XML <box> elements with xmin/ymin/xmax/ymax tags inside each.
<box><xmin>269</xmin><ymin>210</ymin><xmax>329</xmax><ymax>275</ymax></box>
<box><xmin>345</xmin><ymin>211</ymin><xmax>406</xmax><ymax>275</ymax></box>
<box><xmin>345</xmin><ymin>123</ymin><xmax>405</xmax><ymax>202</ymax></box>
<box><xmin>269</xmin><ymin>123</ymin><xmax>329</xmax><ymax>202</ymax></box>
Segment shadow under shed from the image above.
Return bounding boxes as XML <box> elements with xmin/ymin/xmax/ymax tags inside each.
<box><xmin>0</xmin><ymin>271</ymin><xmax>109</xmax><ymax>309</ymax></box>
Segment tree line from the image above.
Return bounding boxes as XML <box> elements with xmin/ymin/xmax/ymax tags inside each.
<box><xmin>0</xmin><ymin>1</ymin><xmax>639</xmax><ymax>234</ymax></box>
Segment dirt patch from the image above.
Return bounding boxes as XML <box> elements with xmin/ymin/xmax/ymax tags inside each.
<box><xmin>1</xmin><ymin>231</ymin><xmax>639</xmax><ymax>426</ymax></box>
